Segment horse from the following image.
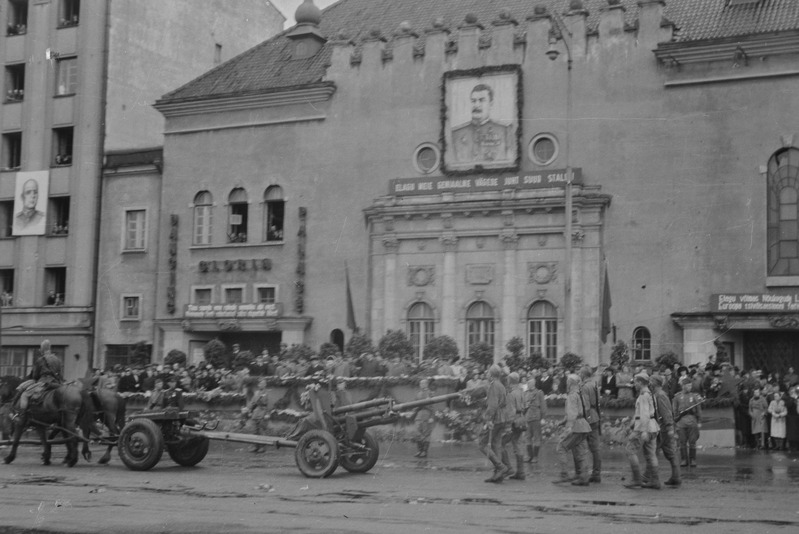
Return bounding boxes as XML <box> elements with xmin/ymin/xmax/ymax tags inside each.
<box><xmin>0</xmin><ymin>375</ymin><xmax>23</xmax><ymax>441</ymax></box>
<box><xmin>81</xmin><ymin>385</ymin><xmax>126</xmax><ymax>464</ymax></box>
<box><xmin>3</xmin><ymin>381</ymin><xmax>87</xmax><ymax>467</ymax></box>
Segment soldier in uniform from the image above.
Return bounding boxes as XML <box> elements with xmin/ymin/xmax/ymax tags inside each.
<box><xmin>524</xmin><ymin>375</ymin><xmax>546</xmax><ymax>463</ymax></box>
<box><xmin>673</xmin><ymin>376</ymin><xmax>703</xmax><ymax>467</ymax></box>
<box><xmin>451</xmin><ymin>84</ymin><xmax>513</xmax><ymax>164</ymax></box>
<box><xmin>413</xmin><ymin>379</ymin><xmax>434</xmax><ymax>459</ymax></box>
<box><xmin>479</xmin><ymin>364</ymin><xmax>512</xmax><ymax>483</ymax></box>
<box><xmin>624</xmin><ymin>373</ymin><xmax>660</xmax><ymax>489</ymax></box>
<box><xmin>503</xmin><ymin>372</ymin><xmax>526</xmax><ymax>480</ymax></box>
<box><xmin>552</xmin><ymin>374</ymin><xmax>592</xmax><ymax>486</ymax></box>
<box><xmin>16</xmin><ymin>340</ymin><xmax>63</xmax><ymax>415</ymax></box>
<box><xmin>650</xmin><ymin>375</ymin><xmax>681</xmax><ymax>487</ymax></box>
<box><xmin>580</xmin><ymin>366</ymin><xmax>602</xmax><ymax>483</ymax></box>
<box><xmin>245</xmin><ymin>378</ymin><xmax>270</xmax><ymax>453</ymax></box>
<box><xmin>162</xmin><ymin>375</ymin><xmax>184</xmax><ymax>410</ymax></box>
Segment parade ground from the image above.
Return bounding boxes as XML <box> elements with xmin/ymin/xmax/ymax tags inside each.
<box><xmin>0</xmin><ymin>440</ymin><xmax>797</xmax><ymax>534</ymax></box>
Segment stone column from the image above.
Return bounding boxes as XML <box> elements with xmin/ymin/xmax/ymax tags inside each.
<box><xmin>440</xmin><ymin>234</ymin><xmax>458</xmax><ymax>339</ymax></box>
<box><xmin>382</xmin><ymin>236</ymin><xmax>399</xmax><ymax>332</ymax></box>
<box><xmin>500</xmin><ymin>231</ymin><xmax>519</xmax><ymax>360</ymax></box>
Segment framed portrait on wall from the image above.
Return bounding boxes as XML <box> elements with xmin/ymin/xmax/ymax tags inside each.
<box><xmin>12</xmin><ymin>170</ymin><xmax>49</xmax><ymax>236</ymax></box>
<box><xmin>442</xmin><ymin>65</ymin><xmax>521</xmax><ymax>174</ymax></box>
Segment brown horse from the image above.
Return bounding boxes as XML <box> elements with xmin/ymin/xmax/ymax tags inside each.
<box><xmin>3</xmin><ymin>381</ymin><xmax>87</xmax><ymax>467</ymax></box>
<box><xmin>81</xmin><ymin>386</ymin><xmax>126</xmax><ymax>464</ymax></box>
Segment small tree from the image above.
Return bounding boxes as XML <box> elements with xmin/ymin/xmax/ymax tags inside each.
<box><xmin>529</xmin><ymin>352</ymin><xmax>548</xmax><ymax>370</ymax></box>
<box><xmin>609</xmin><ymin>340</ymin><xmax>629</xmax><ymax>370</ymax></box>
<box><xmin>283</xmin><ymin>343</ymin><xmax>316</xmax><ymax>362</ymax></box>
<box><xmin>504</xmin><ymin>337</ymin><xmax>528</xmax><ymax>371</ymax></box>
<box><xmin>560</xmin><ymin>352</ymin><xmax>583</xmax><ymax>373</ymax></box>
<box><xmin>377</xmin><ymin>330</ymin><xmax>414</xmax><ymax>361</ymax></box>
<box><xmin>204</xmin><ymin>339</ymin><xmax>228</xmax><ymax>368</ymax></box>
<box><xmin>130</xmin><ymin>341</ymin><xmax>152</xmax><ymax>367</ymax></box>
<box><xmin>469</xmin><ymin>341</ymin><xmax>494</xmax><ymax>370</ymax></box>
<box><xmin>345</xmin><ymin>332</ymin><xmax>375</xmax><ymax>358</ymax></box>
<box><xmin>423</xmin><ymin>335</ymin><xmax>459</xmax><ymax>362</ymax></box>
<box><xmin>164</xmin><ymin>349</ymin><xmax>187</xmax><ymax>367</ymax></box>
<box><xmin>655</xmin><ymin>351</ymin><xmax>681</xmax><ymax>371</ymax></box>
<box><xmin>318</xmin><ymin>342</ymin><xmax>340</xmax><ymax>360</ymax></box>
<box><xmin>232</xmin><ymin>349</ymin><xmax>255</xmax><ymax>370</ymax></box>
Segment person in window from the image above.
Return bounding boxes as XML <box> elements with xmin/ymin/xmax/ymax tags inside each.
<box><xmin>46</xmin><ymin>290</ymin><xmax>58</xmax><ymax>305</ymax></box>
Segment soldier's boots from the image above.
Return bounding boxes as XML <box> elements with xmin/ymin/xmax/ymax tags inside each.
<box><xmin>418</xmin><ymin>441</ymin><xmax>429</xmax><ymax>459</ymax></box>
<box><xmin>551</xmin><ymin>472</ymin><xmax>576</xmax><ymax>484</ymax></box>
<box><xmin>623</xmin><ymin>465</ymin><xmax>643</xmax><ymax>489</ymax></box>
<box><xmin>508</xmin><ymin>456</ymin><xmax>525</xmax><ymax>480</ymax></box>
<box><xmin>525</xmin><ymin>445</ymin><xmax>534</xmax><ymax>463</ymax></box>
<box><xmin>688</xmin><ymin>447</ymin><xmax>697</xmax><ymax>467</ymax></box>
<box><xmin>588</xmin><ymin>474</ymin><xmax>602</xmax><ymax>483</ymax></box>
<box><xmin>641</xmin><ymin>467</ymin><xmax>662</xmax><ymax>489</ymax></box>
<box><xmin>664</xmin><ymin>477</ymin><xmax>682</xmax><ymax>487</ymax></box>
<box><xmin>680</xmin><ymin>447</ymin><xmax>689</xmax><ymax>467</ymax></box>
<box><xmin>414</xmin><ymin>441</ymin><xmax>425</xmax><ymax>458</ymax></box>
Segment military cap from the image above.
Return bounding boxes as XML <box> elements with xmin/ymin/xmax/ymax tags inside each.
<box><xmin>679</xmin><ymin>376</ymin><xmax>692</xmax><ymax>385</ymax></box>
<box><xmin>634</xmin><ymin>372</ymin><xmax>650</xmax><ymax>384</ymax></box>
<box><xmin>488</xmin><ymin>364</ymin><xmax>504</xmax><ymax>378</ymax></box>
<box><xmin>650</xmin><ymin>375</ymin><xmax>664</xmax><ymax>388</ymax></box>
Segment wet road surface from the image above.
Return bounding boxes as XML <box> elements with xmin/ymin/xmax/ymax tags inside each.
<box><xmin>1</xmin><ymin>439</ymin><xmax>797</xmax><ymax>533</ymax></box>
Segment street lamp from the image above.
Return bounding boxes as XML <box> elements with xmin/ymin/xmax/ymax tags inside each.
<box><xmin>546</xmin><ymin>8</ymin><xmax>574</xmax><ymax>353</ymax></box>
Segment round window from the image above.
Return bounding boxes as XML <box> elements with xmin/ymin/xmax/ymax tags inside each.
<box><xmin>414</xmin><ymin>144</ymin><xmax>440</xmax><ymax>174</ymax></box>
<box><xmin>528</xmin><ymin>134</ymin><xmax>559</xmax><ymax>166</ymax></box>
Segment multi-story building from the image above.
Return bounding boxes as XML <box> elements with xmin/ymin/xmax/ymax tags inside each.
<box><xmin>0</xmin><ymin>0</ymin><xmax>284</xmax><ymax>378</ymax></box>
<box><xmin>99</xmin><ymin>0</ymin><xmax>799</xmax><ymax>374</ymax></box>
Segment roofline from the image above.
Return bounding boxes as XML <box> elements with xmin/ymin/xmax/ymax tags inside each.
<box><xmin>656</xmin><ymin>29</ymin><xmax>799</xmax><ymax>65</ymax></box>
<box><xmin>154</xmin><ymin>82</ymin><xmax>337</xmax><ymax>117</ymax></box>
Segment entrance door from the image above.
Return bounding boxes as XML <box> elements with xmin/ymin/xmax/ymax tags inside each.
<box><xmin>743</xmin><ymin>331</ymin><xmax>799</xmax><ymax>373</ymax></box>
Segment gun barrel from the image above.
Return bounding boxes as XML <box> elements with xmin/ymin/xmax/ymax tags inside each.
<box><xmin>392</xmin><ymin>390</ymin><xmax>468</xmax><ymax>412</ymax></box>
<box><xmin>331</xmin><ymin>397</ymin><xmax>393</xmax><ymax>415</ymax></box>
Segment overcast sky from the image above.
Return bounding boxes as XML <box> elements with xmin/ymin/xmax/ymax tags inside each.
<box><xmin>271</xmin><ymin>0</ymin><xmax>340</xmax><ymax>28</ymax></box>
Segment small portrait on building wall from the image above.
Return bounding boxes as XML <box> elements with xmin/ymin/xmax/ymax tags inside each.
<box><xmin>442</xmin><ymin>66</ymin><xmax>520</xmax><ymax>174</ymax></box>
<box><xmin>12</xmin><ymin>171</ymin><xmax>49</xmax><ymax>236</ymax></box>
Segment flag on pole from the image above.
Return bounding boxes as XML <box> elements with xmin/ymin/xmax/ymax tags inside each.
<box><xmin>600</xmin><ymin>259</ymin><xmax>612</xmax><ymax>344</ymax></box>
<box><xmin>345</xmin><ymin>262</ymin><xmax>358</xmax><ymax>332</ymax></box>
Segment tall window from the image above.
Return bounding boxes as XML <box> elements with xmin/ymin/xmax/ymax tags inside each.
<box><xmin>228</xmin><ymin>188</ymin><xmax>248</xmax><ymax>243</ymax></box>
<box><xmin>0</xmin><ymin>200</ymin><xmax>13</xmax><ymax>237</ymax></box>
<box><xmin>55</xmin><ymin>57</ymin><xmax>78</xmax><ymax>96</ymax></box>
<box><xmin>264</xmin><ymin>185</ymin><xmax>285</xmax><ymax>242</ymax></box>
<box><xmin>632</xmin><ymin>327</ymin><xmax>651</xmax><ymax>361</ymax></box>
<box><xmin>124</xmin><ymin>209</ymin><xmax>146</xmax><ymax>250</ymax></box>
<box><xmin>48</xmin><ymin>196</ymin><xmax>70</xmax><ymax>235</ymax></box>
<box><xmin>407</xmin><ymin>302</ymin><xmax>435</xmax><ymax>362</ymax></box>
<box><xmin>7</xmin><ymin>0</ymin><xmax>28</xmax><ymax>35</ymax></box>
<box><xmin>121</xmin><ymin>295</ymin><xmax>140</xmax><ymax>320</ymax></box>
<box><xmin>1</xmin><ymin>346</ymin><xmax>64</xmax><ymax>377</ymax></box>
<box><xmin>52</xmin><ymin>127</ymin><xmax>73</xmax><ymax>165</ymax></box>
<box><xmin>59</xmin><ymin>0</ymin><xmax>80</xmax><ymax>27</ymax></box>
<box><xmin>44</xmin><ymin>266</ymin><xmax>66</xmax><ymax>306</ymax></box>
<box><xmin>0</xmin><ymin>268</ymin><xmax>13</xmax><ymax>306</ymax></box>
<box><xmin>193</xmin><ymin>191</ymin><xmax>212</xmax><ymax>245</ymax></box>
<box><xmin>2</xmin><ymin>132</ymin><xmax>22</xmax><ymax>170</ymax></box>
<box><xmin>5</xmin><ymin>63</ymin><xmax>25</xmax><ymax>101</ymax></box>
<box><xmin>527</xmin><ymin>301</ymin><xmax>557</xmax><ymax>361</ymax></box>
<box><xmin>767</xmin><ymin>147</ymin><xmax>799</xmax><ymax>276</ymax></box>
<box><xmin>466</xmin><ymin>301</ymin><xmax>494</xmax><ymax>354</ymax></box>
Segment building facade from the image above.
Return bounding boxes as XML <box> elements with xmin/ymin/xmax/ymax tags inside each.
<box><xmin>0</xmin><ymin>0</ymin><xmax>284</xmax><ymax>379</ymax></box>
<box><xmin>101</xmin><ymin>0</ymin><xmax>799</xmax><ymax>372</ymax></box>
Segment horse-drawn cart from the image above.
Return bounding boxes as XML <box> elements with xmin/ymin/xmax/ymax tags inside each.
<box><xmin>115</xmin><ymin>387</ymin><xmax>473</xmax><ymax>477</ymax></box>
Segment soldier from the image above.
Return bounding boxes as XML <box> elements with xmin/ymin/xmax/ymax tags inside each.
<box><xmin>246</xmin><ymin>378</ymin><xmax>270</xmax><ymax>453</ymax></box>
<box><xmin>479</xmin><ymin>364</ymin><xmax>512</xmax><ymax>483</ymax></box>
<box><xmin>673</xmin><ymin>376</ymin><xmax>703</xmax><ymax>467</ymax></box>
<box><xmin>451</xmin><ymin>84</ymin><xmax>513</xmax><ymax>164</ymax></box>
<box><xmin>504</xmin><ymin>372</ymin><xmax>526</xmax><ymax>480</ymax></box>
<box><xmin>413</xmin><ymin>379</ymin><xmax>434</xmax><ymax>459</ymax></box>
<box><xmin>15</xmin><ymin>340</ymin><xmax>63</xmax><ymax>416</ymax></box>
<box><xmin>163</xmin><ymin>375</ymin><xmax>184</xmax><ymax>410</ymax></box>
<box><xmin>650</xmin><ymin>375</ymin><xmax>681</xmax><ymax>487</ymax></box>
<box><xmin>146</xmin><ymin>378</ymin><xmax>166</xmax><ymax>410</ymax></box>
<box><xmin>524</xmin><ymin>374</ymin><xmax>546</xmax><ymax>463</ymax></box>
<box><xmin>552</xmin><ymin>374</ymin><xmax>591</xmax><ymax>486</ymax></box>
<box><xmin>624</xmin><ymin>373</ymin><xmax>660</xmax><ymax>489</ymax></box>
<box><xmin>579</xmin><ymin>366</ymin><xmax>602</xmax><ymax>483</ymax></box>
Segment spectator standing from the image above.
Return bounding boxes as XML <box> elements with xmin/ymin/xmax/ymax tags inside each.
<box><xmin>768</xmin><ymin>394</ymin><xmax>788</xmax><ymax>450</ymax></box>
<box><xmin>600</xmin><ymin>366</ymin><xmax>617</xmax><ymax>398</ymax></box>
<box><xmin>413</xmin><ymin>379</ymin><xmax>434</xmax><ymax>459</ymax></box>
<box><xmin>785</xmin><ymin>387</ymin><xmax>799</xmax><ymax>451</ymax></box>
<box><xmin>580</xmin><ymin>366</ymin><xmax>602</xmax><ymax>483</ymax></box>
<box><xmin>536</xmin><ymin>366</ymin><xmax>554</xmax><ymax>395</ymax></box>
<box><xmin>616</xmin><ymin>365</ymin><xmax>634</xmax><ymax>400</ymax></box>
<box><xmin>749</xmin><ymin>387</ymin><xmax>769</xmax><ymax>450</ymax></box>
<box><xmin>524</xmin><ymin>375</ymin><xmax>546</xmax><ymax>464</ymax></box>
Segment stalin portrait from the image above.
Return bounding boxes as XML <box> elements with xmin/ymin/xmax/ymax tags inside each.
<box><xmin>451</xmin><ymin>83</ymin><xmax>513</xmax><ymax>165</ymax></box>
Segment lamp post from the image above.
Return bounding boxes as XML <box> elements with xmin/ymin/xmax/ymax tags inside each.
<box><xmin>546</xmin><ymin>11</ymin><xmax>574</xmax><ymax>353</ymax></box>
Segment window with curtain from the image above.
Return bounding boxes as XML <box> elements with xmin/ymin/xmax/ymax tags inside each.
<box><xmin>632</xmin><ymin>327</ymin><xmax>651</xmax><ymax>361</ymax></box>
<box><xmin>264</xmin><ymin>185</ymin><xmax>285</xmax><ymax>242</ymax></box>
<box><xmin>228</xmin><ymin>188</ymin><xmax>248</xmax><ymax>243</ymax></box>
<box><xmin>527</xmin><ymin>301</ymin><xmax>557</xmax><ymax>361</ymax></box>
<box><xmin>193</xmin><ymin>191</ymin><xmax>212</xmax><ymax>245</ymax></box>
<box><xmin>466</xmin><ymin>301</ymin><xmax>494</xmax><ymax>354</ymax></box>
<box><xmin>767</xmin><ymin>147</ymin><xmax>799</xmax><ymax>276</ymax></box>
<box><xmin>407</xmin><ymin>302</ymin><xmax>435</xmax><ymax>363</ymax></box>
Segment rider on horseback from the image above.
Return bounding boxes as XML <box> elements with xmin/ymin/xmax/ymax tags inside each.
<box><xmin>13</xmin><ymin>340</ymin><xmax>63</xmax><ymax>419</ymax></box>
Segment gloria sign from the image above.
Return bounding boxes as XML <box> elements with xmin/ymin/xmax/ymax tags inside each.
<box><xmin>185</xmin><ymin>303</ymin><xmax>281</xmax><ymax>319</ymax></box>
<box><xmin>711</xmin><ymin>294</ymin><xmax>799</xmax><ymax>313</ymax></box>
<box><xmin>389</xmin><ymin>168</ymin><xmax>582</xmax><ymax>196</ymax></box>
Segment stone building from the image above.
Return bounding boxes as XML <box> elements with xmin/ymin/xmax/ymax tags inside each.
<box><xmin>101</xmin><ymin>0</ymin><xmax>799</xmax><ymax>372</ymax></box>
<box><xmin>0</xmin><ymin>0</ymin><xmax>284</xmax><ymax>378</ymax></box>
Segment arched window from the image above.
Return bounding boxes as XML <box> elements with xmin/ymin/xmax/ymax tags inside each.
<box><xmin>407</xmin><ymin>302</ymin><xmax>435</xmax><ymax>363</ymax></box>
<box><xmin>193</xmin><ymin>191</ymin><xmax>212</xmax><ymax>245</ymax></box>
<box><xmin>767</xmin><ymin>147</ymin><xmax>799</xmax><ymax>276</ymax></box>
<box><xmin>264</xmin><ymin>185</ymin><xmax>285</xmax><ymax>242</ymax></box>
<box><xmin>330</xmin><ymin>329</ymin><xmax>344</xmax><ymax>353</ymax></box>
<box><xmin>227</xmin><ymin>188</ymin><xmax>248</xmax><ymax>243</ymax></box>
<box><xmin>466</xmin><ymin>301</ymin><xmax>494</xmax><ymax>355</ymax></box>
<box><xmin>527</xmin><ymin>301</ymin><xmax>557</xmax><ymax>362</ymax></box>
<box><xmin>632</xmin><ymin>327</ymin><xmax>651</xmax><ymax>361</ymax></box>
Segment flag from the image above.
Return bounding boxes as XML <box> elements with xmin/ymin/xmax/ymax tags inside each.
<box><xmin>600</xmin><ymin>260</ymin><xmax>612</xmax><ymax>343</ymax></box>
<box><xmin>345</xmin><ymin>262</ymin><xmax>358</xmax><ymax>332</ymax></box>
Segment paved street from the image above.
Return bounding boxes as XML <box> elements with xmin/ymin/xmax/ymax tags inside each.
<box><xmin>1</xmin><ymin>439</ymin><xmax>797</xmax><ymax>534</ymax></box>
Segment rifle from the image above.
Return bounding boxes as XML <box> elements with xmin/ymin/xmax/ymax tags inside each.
<box><xmin>674</xmin><ymin>398</ymin><xmax>705</xmax><ymax>423</ymax></box>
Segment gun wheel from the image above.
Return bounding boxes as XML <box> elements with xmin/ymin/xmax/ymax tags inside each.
<box><xmin>295</xmin><ymin>429</ymin><xmax>339</xmax><ymax>478</ymax></box>
<box><xmin>340</xmin><ymin>432</ymin><xmax>379</xmax><ymax>473</ymax></box>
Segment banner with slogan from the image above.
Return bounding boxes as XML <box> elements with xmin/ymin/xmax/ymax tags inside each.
<box><xmin>185</xmin><ymin>303</ymin><xmax>281</xmax><ymax>319</ymax></box>
<box><xmin>711</xmin><ymin>293</ymin><xmax>799</xmax><ymax>313</ymax></box>
<box><xmin>389</xmin><ymin>168</ymin><xmax>582</xmax><ymax>196</ymax></box>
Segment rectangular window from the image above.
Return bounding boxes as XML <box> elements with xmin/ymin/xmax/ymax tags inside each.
<box><xmin>58</xmin><ymin>0</ymin><xmax>80</xmax><ymax>27</ymax></box>
<box><xmin>256</xmin><ymin>286</ymin><xmax>276</xmax><ymax>304</ymax></box>
<box><xmin>193</xmin><ymin>288</ymin><xmax>212</xmax><ymax>305</ymax></box>
<box><xmin>0</xmin><ymin>200</ymin><xmax>14</xmax><ymax>237</ymax></box>
<box><xmin>105</xmin><ymin>343</ymin><xmax>151</xmax><ymax>370</ymax></box>
<box><xmin>224</xmin><ymin>287</ymin><xmax>243</xmax><ymax>304</ymax></box>
<box><xmin>0</xmin><ymin>268</ymin><xmax>13</xmax><ymax>306</ymax></box>
<box><xmin>45</xmin><ymin>266</ymin><xmax>66</xmax><ymax>306</ymax></box>
<box><xmin>5</xmin><ymin>63</ymin><xmax>25</xmax><ymax>102</ymax></box>
<box><xmin>193</xmin><ymin>204</ymin><xmax>212</xmax><ymax>245</ymax></box>
<box><xmin>214</xmin><ymin>43</ymin><xmax>222</xmax><ymax>64</ymax></box>
<box><xmin>2</xmin><ymin>132</ymin><xmax>22</xmax><ymax>170</ymax></box>
<box><xmin>1</xmin><ymin>346</ymin><xmax>65</xmax><ymax>377</ymax></box>
<box><xmin>55</xmin><ymin>57</ymin><xmax>78</xmax><ymax>96</ymax></box>
<box><xmin>228</xmin><ymin>203</ymin><xmax>248</xmax><ymax>243</ymax></box>
<box><xmin>7</xmin><ymin>0</ymin><xmax>28</xmax><ymax>35</ymax></box>
<box><xmin>123</xmin><ymin>209</ymin><xmax>146</xmax><ymax>251</ymax></box>
<box><xmin>121</xmin><ymin>295</ymin><xmax>140</xmax><ymax>320</ymax></box>
<box><xmin>48</xmin><ymin>196</ymin><xmax>69</xmax><ymax>235</ymax></box>
<box><xmin>52</xmin><ymin>127</ymin><xmax>73</xmax><ymax>165</ymax></box>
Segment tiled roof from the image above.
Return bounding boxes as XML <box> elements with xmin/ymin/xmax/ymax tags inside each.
<box><xmin>160</xmin><ymin>0</ymin><xmax>799</xmax><ymax>103</ymax></box>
